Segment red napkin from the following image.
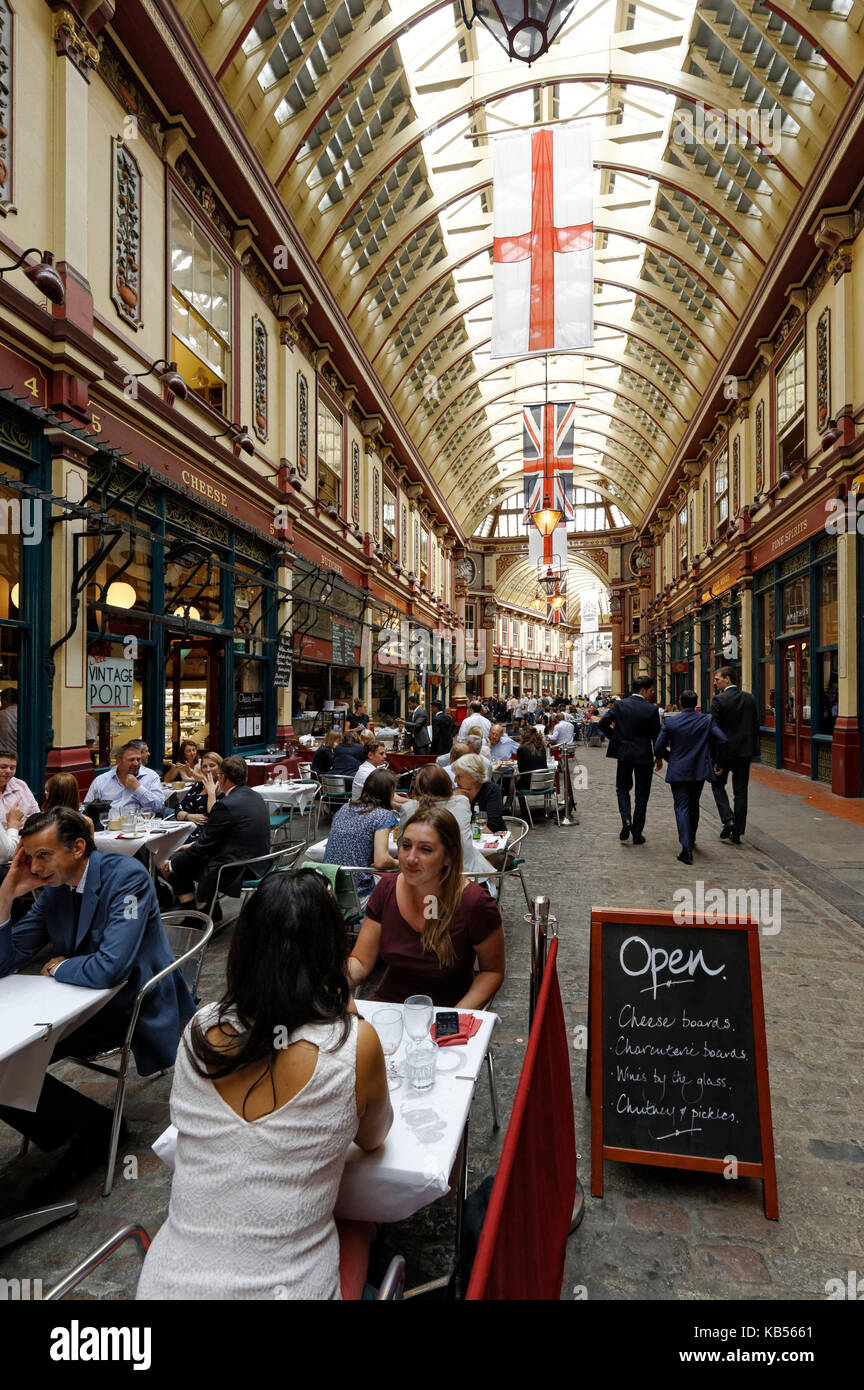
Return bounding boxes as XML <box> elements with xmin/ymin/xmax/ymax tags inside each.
<box><xmin>431</xmin><ymin>1013</ymin><xmax>482</xmax><ymax>1047</ymax></box>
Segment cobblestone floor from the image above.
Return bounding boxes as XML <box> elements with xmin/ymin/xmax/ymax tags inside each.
<box><xmin>1</xmin><ymin>748</ymin><xmax>862</xmax><ymax>1301</ymax></box>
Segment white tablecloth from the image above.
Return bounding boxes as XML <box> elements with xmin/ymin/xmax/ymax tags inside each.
<box><xmin>252</xmin><ymin>781</ymin><xmax>318</xmax><ymax>811</ymax></box>
<box><xmin>0</xmin><ymin>975</ymin><xmax>123</xmax><ymax>1111</ymax></box>
<box><xmin>304</xmin><ymin>838</ymin><xmax>328</xmax><ymax>863</ymax></box>
<box><xmin>152</xmin><ymin>1002</ymin><xmax>498</xmax><ymax>1223</ymax></box>
<box><xmin>94</xmin><ymin>821</ymin><xmax>193</xmax><ymax>868</ymax></box>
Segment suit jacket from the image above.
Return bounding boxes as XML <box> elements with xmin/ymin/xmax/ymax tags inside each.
<box><xmin>0</xmin><ymin>851</ymin><xmax>193</xmax><ymax>1075</ymax></box>
<box><xmin>654</xmin><ymin>709</ymin><xmax>728</xmax><ymax>783</ymax></box>
<box><xmin>431</xmin><ymin>710</ymin><xmax>456</xmax><ymax>756</ymax></box>
<box><xmin>598</xmin><ymin>695</ymin><xmax>661</xmax><ymax>765</ymax></box>
<box><xmin>710</xmin><ymin>686</ymin><xmax>760</xmax><ymax>761</ymax></box>
<box><xmin>176</xmin><ymin>784</ymin><xmax>271</xmax><ymax>898</ymax></box>
<box><xmin>407</xmin><ymin>705</ymin><xmax>431</xmax><ymax>751</ymax></box>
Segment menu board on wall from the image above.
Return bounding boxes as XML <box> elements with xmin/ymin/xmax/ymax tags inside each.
<box><xmin>275</xmin><ymin>635</ymin><xmax>293</xmax><ymax>687</ymax></box>
<box><xmin>331</xmin><ymin>618</ymin><xmax>357</xmax><ymax>666</ymax></box>
<box><xmin>235</xmin><ymin>690</ymin><xmax>264</xmax><ymax>745</ymax></box>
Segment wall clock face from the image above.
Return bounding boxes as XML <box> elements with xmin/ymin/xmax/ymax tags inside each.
<box><xmin>455</xmin><ymin>555</ymin><xmax>476</xmax><ymax>585</ymax></box>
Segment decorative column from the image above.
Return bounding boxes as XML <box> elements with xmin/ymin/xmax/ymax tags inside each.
<box><xmin>481</xmin><ymin>598</ymin><xmax>496</xmax><ymax>701</ymax></box>
<box><xmin>609</xmin><ymin>591</ymin><xmax>623</xmax><ymax>697</ymax></box>
<box><xmin>44</xmin><ymin>429</ymin><xmax>97</xmax><ymax>783</ymax></box>
<box><xmin>738</xmin><ymin>579</ymin><xmax>754</xmax><ymax>692</ymax></box>
<box><xmin>832</xmin><ymin>528</ymin><xmax>861</xmax><ymax>796</ymax></box>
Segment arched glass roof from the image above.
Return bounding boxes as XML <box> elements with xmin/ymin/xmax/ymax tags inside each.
<box><xmin>181</xmin><ymin>0</ymin><xmax>863</xmax><ymax>532</ymax></box>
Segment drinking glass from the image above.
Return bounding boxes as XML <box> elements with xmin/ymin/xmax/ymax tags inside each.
<box><xmin>140</xmin><ymin>810</ymin><xmax>153</xmax><ymax>829</ymax></box>
<box><xmin>120</xmin><ymin>811</ymin><xmax>137</xmax><ymax>834</ymax></box>
<box><xmin>372</xmin><ymin>1007</ymin><xmax>403</xmax><ymax>1090</ymax></box>
<box><xmin>404</xmin><ymin>994</ymin><xmax>433</xmax><ymax>1042</ymax></box>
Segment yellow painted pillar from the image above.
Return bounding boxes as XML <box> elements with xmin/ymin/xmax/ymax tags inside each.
<box><xmin>45</xmin><ymin>432</ymin><xmax>95</xmax><ymax>781</ymax></box>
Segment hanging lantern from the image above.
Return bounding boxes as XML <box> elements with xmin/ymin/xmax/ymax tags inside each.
<box><xmin>529</xmin><ymin>506</ymin><xmax>562</xmax><ymax>537</ymax></box>
<box><xmin>531</xmin><ymin>592</ymin><xmax>543</xmax><ymax>611</ymax></box>
<box><xmin>460</xmin><ymin>0</ymin><xmax>577</xmax><ymax>63</ymax></box>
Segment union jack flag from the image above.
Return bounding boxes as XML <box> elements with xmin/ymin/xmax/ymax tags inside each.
<box><xmin>522</xmin><ymin>402</ymin><xmax>575</xmax><ymax>576</ymax></box>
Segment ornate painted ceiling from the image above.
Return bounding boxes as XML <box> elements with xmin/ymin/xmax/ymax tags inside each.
<box><xmin>178</xmin><ymin>0</ymin><xmax>862</xmax><ymax>542</ymax></box>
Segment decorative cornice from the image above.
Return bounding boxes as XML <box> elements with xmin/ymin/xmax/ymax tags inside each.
<box><xmin>52</xmin><ymin>6</ymin><xmax>101</xmax><ymax>78</ymax></box>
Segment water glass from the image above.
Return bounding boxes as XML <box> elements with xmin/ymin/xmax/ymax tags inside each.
<box><xmin>406</xmin><ymin>1038</ymin><xmax>436</xmax><ymax>1091</ymax></box>
<box><xmin>120</xmin><ymin>811</ymin><xmax>137</xmax><ymax>834</ymax></box>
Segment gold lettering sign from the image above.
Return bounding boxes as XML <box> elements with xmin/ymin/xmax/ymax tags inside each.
<box><xmin>181</xmin><ymin>469</ymin><xmax>229</xmax><ymax>509</ymax></box>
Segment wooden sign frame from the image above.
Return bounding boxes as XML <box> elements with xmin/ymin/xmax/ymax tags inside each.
<box><xmin>589</xmin><ymin>907</ymin><xmax>778</xmax><ymax>1220</ymax></box>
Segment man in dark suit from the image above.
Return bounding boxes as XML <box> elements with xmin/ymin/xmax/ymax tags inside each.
<box><xmin>406</xmin><ymin>696</ymin><xmax>431</xmax><ymax>751</ymax></box>
<box><xmin>430</xmin><ymin>701</ymin><xmax>456</xmax><ymax>756</ymax></box>
<box><xmin>710</xmin><ymin>666</ymin><xmax>760</xmax><ymax>843</ymax></box>
<box><xmin>654</xmin><ymin>690</ymin><xmax>728</xmax><ymax>864</ymax></box>
<box><xmin>0</xmin><ymin>808</ymin><xmax>194</xmax><ymax>1195</ymax></box>
<box><xmin>163</xmin><ymin>754</ymin><xmax>270</xmax><ymax>912</ymax></box>
<box><xmin>598</xmin><ymin>675</ymin><xmax>661</xmax><ymax>844</ymax></box>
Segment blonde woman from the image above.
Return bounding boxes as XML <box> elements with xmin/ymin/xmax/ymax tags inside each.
<box><xmin>347</xmin><ymin>804</ymin><xmax>505</xmax><ymax>1008</ymax></box>
<box><xmin>175</xmin><ymin>751</ymin><xmax>223</xmax><ymax>825</ymax></box>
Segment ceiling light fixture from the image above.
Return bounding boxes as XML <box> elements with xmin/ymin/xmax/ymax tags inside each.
<box><xmin>460</xmin><ymin>1</ymin><xmax>577</xmax><ymax>64</ymax></box>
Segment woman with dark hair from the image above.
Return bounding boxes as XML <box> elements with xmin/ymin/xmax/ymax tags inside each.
<box><xmin>323</xmin><ymin>768</ymin><xmax>399</xmax><ymax>896</ymax></box>
<box><xmin>164</xmin><ymin>741</ymin><xmax>201</xmax><ymax>784</ymax></box>
<box><xmin>137</xmin><ymin>869</ymin><xmax>392</xmax><ymax>1300</ymax></box>
<box><xmin>329</xmin><ymin>731</ymin><xmax>368</xmax><ymax>779</ymax></box>
<box><xmin>42</xmin><ymin>774</ymin><xmax>96</xmax><ymax>834</ymax></box>
<box><xmin>515</xmin><ymin>726</ymin><xmax>548</xmax><ymax>791</ymax></box>
<box><xmin>348</xmin><ymin>804</ymin><xmax>505</xmax><ymax>1008</ymax></box>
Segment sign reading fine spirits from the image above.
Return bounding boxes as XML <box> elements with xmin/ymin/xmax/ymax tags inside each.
<box><xmin>87</xmin><ymin>657</ymin><xmax>134</xmax><ymax>712</ymax></box>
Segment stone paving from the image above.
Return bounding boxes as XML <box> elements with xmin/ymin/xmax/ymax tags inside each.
<box><xmin>1</xmin><ymin>748</ymin><xmax>862</xmax><ymax>1300</ymax></box>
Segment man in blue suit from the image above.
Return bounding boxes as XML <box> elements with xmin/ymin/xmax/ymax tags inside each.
<box><xmin>653</xmin><ymin>690</ymin><xmax>728</xmax><ymax>864</ymax></box>
<box><xmin>0</xmin><ymin>808</ymin><xmax>194</xmax><ymax>1197</ymax></box>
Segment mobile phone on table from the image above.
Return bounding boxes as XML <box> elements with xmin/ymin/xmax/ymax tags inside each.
<box><xmin>435</xmin><ymin>1010</ymin><xmax>460</xmax><ymax>1038</ymax></box>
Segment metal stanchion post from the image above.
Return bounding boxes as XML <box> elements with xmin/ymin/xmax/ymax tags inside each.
<box><xmin>526</xmin><ymin>895</ymin><xmax>557</xmax><ymax>1029</ymax></box>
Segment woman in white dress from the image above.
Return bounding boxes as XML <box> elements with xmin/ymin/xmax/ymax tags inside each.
<box><xmin>137</xmin><ymin>869</ymin><xmax>392</xmax><ymax>1300</ymax></box>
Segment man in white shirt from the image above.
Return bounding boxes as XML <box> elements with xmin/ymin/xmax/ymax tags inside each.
<box><xmin>83</xmin><ymin>743</ymin><xmax>164</xmax><ymax>816</ymax></box>
<box><xmin>350</xmin><ymin>742</ymin><xmax>388</xmax><ymax>801</ymax></box>
<box><xmin>549</xmin><ymin>717</ymin><xmax>575</xmax><ymax>746</ymax></box>
<box><xmin>462</xmin><ymin>701</ymin><xmax>491</xmax><ymax>742</ymax></box>
<box><xmin>488</xmin><ymin>724</ymin><xmax>519</xmax><ymax>761</ymax></box>
<box><xmin>526</xmin><ymin>696</ymin><xmax>537</xmax><ymax>715</ymax></box>
<box><xmin>0</xmin><ymin>750</ymin><xmax>39</xmax><ymax>828</ymax></box>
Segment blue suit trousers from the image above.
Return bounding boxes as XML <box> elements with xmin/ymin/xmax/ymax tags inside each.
<box><xmin>670</xmin><ymin>779</ymin><xmax>703</xmax><ymax>851</ymax></box>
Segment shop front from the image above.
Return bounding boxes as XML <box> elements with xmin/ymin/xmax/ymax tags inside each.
<box><xmin>699</xmin><ymin>586</ymin><xmax>741</xmax><ymax>709</ymax></box>
<box><xmin>669</xmin><ymin>615</ymin><xmax>695</xmax><ymax>704</ymax></box>
<box><xmin>83</xmin><ymin>458</ymin><xmax>280</xmax><ymax>769</ymax></box>
<box><xmin>753</xmin><ymin>535</ymin><xmax>837</xmax><ymax>781</ymax></box>
<box><xmin>291</xmin><ymin>559</ymin><xmax>365</xmax><ymax>735</ymax></box>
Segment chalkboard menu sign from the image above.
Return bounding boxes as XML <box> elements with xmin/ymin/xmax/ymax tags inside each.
<box><xmin>331</xmin><ymin>618</ymin><xmax>356</xmax><ymax>667</ymax></box>
<box><xmin>275</xmin><ymin>635</ymin><xmax>293</xmax><ymax>687</ymax></box>
<box><xmin>589</xmin><ymin>908</ymin><xmax>778</xmax><ymax>1219</ymax></box>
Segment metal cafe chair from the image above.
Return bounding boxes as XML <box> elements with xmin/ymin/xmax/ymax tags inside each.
<box><xmin>46</xmin><ymin>1223</ymin><xmax>152</xmax><ymax>1300</ymax></box>
<box><xmin>316</xmin><ymin>773</ymin><xmax>353</xmax><ymax>831</ymax></box>
<box><xmin>516</xmin><ymin>768</ymin><xmax>561</xmax><ymax>828</ymax></box>
<box><xmin>65</xmin><ymin>911</ymin><xmax>214</xmax><ymax>1197</ymax></box>
<box><xmin>461</xmin><ymin>816</ymin><xmax>531</xmax><ymax>913</ymax></box>
<box><xmin>204</xmin><ymin>843</ymin><xmax>308</xmax><ymax>924</ymax></box>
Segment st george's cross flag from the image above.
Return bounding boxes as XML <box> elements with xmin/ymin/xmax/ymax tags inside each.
<box><xmin>492</xmin><ymin>123</ymin><xmax>593</xmax><ymax>358</ymax></box>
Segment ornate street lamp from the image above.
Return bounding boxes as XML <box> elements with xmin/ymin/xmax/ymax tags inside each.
<box><xmin>529</xmin><ymin>505</ymin><xmax>562</xmax><ymax>537</ymax></box>
<box><xmin>460</xmin><ymin>1</ymin><xmax>577</xmax><ymax>63</ymax></box>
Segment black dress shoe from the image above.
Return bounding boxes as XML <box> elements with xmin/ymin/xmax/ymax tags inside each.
<box><xmin>619</xmin><ymin>824</ymin><xmax>631</xmax><ymax>841</ymax></box>
<box><xmin>677</xmin><ymin>849</ymin><xmax>694</xmax><ymax>865</ymax></box>
<box><xmin>720</xmin><ymin>822</ymin><xmax>734</xmax><ymax>840</ymax></box>
<box><xmin>631</xmin><ymin>833</ymin><xmax>646</xmax><ymax>845</ymax></box>
<box><xmin>730</xmin><ymin>830</ymin><xmax>741</xmax><ymax>844</ymax></box>
<box><xmin>26</xmin><ymin>1120</ymin><xmax>130</xmax><ymax>1204</ymax></box>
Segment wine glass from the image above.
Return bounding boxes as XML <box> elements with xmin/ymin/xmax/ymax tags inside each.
<box><xmin>372</xmin><ymin>1007</ymin><xmax>403</xmax><ymax>1090</ymax></box>
<box><xmin>140</xmin><ymin>810</ymin><xmax>154</xmax><ymax>830</ymax></box>
<box><xmin>404</xmin><ymin>994</ymin><xmax>433</xmax><ymax>1042</ymax></box>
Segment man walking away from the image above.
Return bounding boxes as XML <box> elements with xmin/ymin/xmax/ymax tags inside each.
<box><xmin>598</xmin><ymin>676</ymin><xmax>661</xmax><ymax>845</ymax></box>
<box><xmin>653</xmin><ymin>690</ymin><xmax>727</xmax><ymax>864</ymax></box>
<box><xmin>710</xmin><ymin>666</ymin><xmax>760</xmax><ymax>844</ymax></box>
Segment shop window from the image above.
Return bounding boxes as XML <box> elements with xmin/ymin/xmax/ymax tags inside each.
<box><xmin>164</xmin><ymin>548</ymin><xmax>222</xmax><ymax>628</ymax></box>
<box><xmin>501</xmin><ymin>614</ymin><xmax>508</xmax><ymax>646</ymax></box>
<box><xmin>820</xmin><ymin>652</ymin><xmax>839</xmax><ymax>735</ymax></box>
<box><xmin>776</xmin><ymin>339</ymin><xmax>805</xmax><ymax>475</ymax></box>
<box><xmin>88</xmin><ymin>520</ymin><xmax>152</xmax><ymax>615</ymax></box>
<box><xmin>317</xmin><ymin>398</ymin><xmax>342</xmax><ymax>512</ymax></box>
<box><xmin>713</xmin><ymin>447</ymin><xmax>729</xmax><ymax>533</ymax></box>
<box><xmin>171</xmin><ymin>198</ymin><xmax>231</xmax><ymax>414</ymax></box>
<box><xmin>234</xmin><ymin>657</ymin><xmax>265</xmax><ymax>747</ymax></box>
<box><xmin>382</xmin><ymin>481</ymin><xmax>397</xmax><ymax>559</ymax></box>
<box><xmin>818</xmin><ymin>561</ymin><xmax>838</xmax><ymax>646</ymax></box>
<box><xmin>781</xmin><ymin>574</ymin><xmax>808</xmax><ymax>632</ymax></box>
<box><xmin>419</xmin><ymin>523</ymin><xmax>430</xmax><ymax>588</ymax></box>
<box><xmin>760</xmin><ymin>590</ymin><xmax>775</xmax><ymax>659</ymax></box>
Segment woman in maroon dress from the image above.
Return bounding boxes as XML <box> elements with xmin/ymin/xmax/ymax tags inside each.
<box><xmin>346</xmin><ymin>805</ymin><xmax>505</xmax><ymax>1008</ymax></box>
